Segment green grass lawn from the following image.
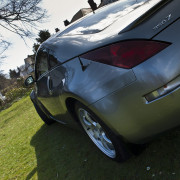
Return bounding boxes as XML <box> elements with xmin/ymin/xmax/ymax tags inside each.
<box><xmin>0</xmin><ymin>96</ymin><xmax>180</xmax><ymax>180</ymax></box>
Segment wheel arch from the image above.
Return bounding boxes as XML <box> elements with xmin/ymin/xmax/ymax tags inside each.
<box><xmin>65</xmin><ymin>97</ymin><xmax>78</xmax><ymax>122</ymax></box>
<box><xmin>65</xmin><ymin>96</ymin><xmax>90</xmax><ymax>122</ymax></box>
<box><xmin>65</xmin><ymin>96</ymin><xmax>122</xmax><ymax>136</ymax></box>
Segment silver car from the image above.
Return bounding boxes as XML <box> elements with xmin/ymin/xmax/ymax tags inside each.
<box><xmin>25</xmin><ymin>0</ymin><xmax>180</xmax><ymax>162</ymax></box>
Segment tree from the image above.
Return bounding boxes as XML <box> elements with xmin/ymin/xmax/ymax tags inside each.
<box><xmin>55</xmin><ymin>28</ymin><xmax>60</xmax><ymax>33</ymax></box>
<box><xmin>0</xmin><ymin>71</ymin><xmax>10</xmax><ymax>90</ymax></box>
<box><xmin>36</xmin><ymin>30</ymin><xmax>51</xmax><ymax>44</ymax></box>
<box><xmin>0</xmin><ymin>0</ymin><xmax>47</xmax><ymax>59</ymax></box>
<box><xmin>0</xmin><ymin>38</ymin><xmax>10</xmax><ymax>59</ymax></box>
<box><xmin>33</xmin><ymin>30</ymin><xmax>51</xmax><ymax>53</ymax></box>
<box><xmin>33</xmin><ymin>43</ymin><xmax>40</xmax><ymax>54</ymax></box>
<box><xmin>88</xmin><ymin>0</ymin><xmax>97</xmax><ymax>11</ymax></box>
<box><xmin>9</xmin><ymin>68</ymin><xmax>20</xmax><ymax>79</ymax></box>
<box><xmin>64</xmin><ymin>20</ymin><xmax>70</xmax><ymax>26</ymax></box>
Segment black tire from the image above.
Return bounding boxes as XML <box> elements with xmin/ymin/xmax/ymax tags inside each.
<box><xmin>33</xmin><ymin>102</ymin><xmax>54</xmax><ymax>125</ymax></box>
<box><xmin>75</xmin><ymin>102</ymin><xmax>131</xmax><ymax>162</ymax></box>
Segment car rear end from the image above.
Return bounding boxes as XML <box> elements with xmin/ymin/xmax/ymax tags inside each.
<box><xmin>85</xmin><ymin>0</ymin><xmax>180</xmax><ymax>143</ymax></box>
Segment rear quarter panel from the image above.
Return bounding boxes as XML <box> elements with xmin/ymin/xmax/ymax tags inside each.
<box><xmin>63</xmin><ymin>57</ymin><xmax>136</xmax><ymax>105</ymax></box>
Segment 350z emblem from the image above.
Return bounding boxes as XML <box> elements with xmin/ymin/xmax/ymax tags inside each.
<box><xmin>153</xmin><ymin>14</ymin><xmax>172</xmax><ymax>30</ymax></box>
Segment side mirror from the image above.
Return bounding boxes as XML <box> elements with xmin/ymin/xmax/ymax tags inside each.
<box><xmin>24</xmin><ymin>76</ymin><xmax>35</xmax><ymax>87</ymax></box>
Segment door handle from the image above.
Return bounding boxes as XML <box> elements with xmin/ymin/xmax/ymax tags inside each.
<box><xmin>47</xmin><ymin>76</ymin><xmax>53</xmax><ymax>95</ymax></box>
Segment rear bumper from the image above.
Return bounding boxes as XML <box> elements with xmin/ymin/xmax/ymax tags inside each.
<box><xmin>89</xmin><ymin>77</ymin><xmax>180</xmax><ymax>143</ymax></box>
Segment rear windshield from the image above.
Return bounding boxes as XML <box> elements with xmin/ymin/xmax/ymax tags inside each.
<box><xmin>59</xmin><ymin>0</ymin><xmax>157</xmax><ymax>36</ymax></box>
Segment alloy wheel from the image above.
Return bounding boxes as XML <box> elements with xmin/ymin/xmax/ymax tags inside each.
<box><xmin>78</xmin><ymin>108</ymin><xmax>116</xmax><ymax>158</ymax></box>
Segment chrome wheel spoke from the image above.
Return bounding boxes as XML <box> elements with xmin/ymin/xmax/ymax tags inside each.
<box><xmin>82</xmin><ymin>111</ymin><xmax>96</xmax><ymax>130</ymax></box>
<box><xmin>84</xmin><ymin>111</ymin><xmax>97</xmax><ymax>127</ymax></box>
<box><xmin>100</xmin><ymin>132</ymin><xmax>114</xmax><ymax>150</ymax></box>
<box><xmin>80</xmin><ymin>110</ymin><xmax>92</xmax><ymax>128</ymax></box>
<box><xmin>78</xmin><ymin>108</ymin><xmax>116</xmax><ymax>158</ymax></box>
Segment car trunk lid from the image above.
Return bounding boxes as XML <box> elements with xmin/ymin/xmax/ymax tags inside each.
<box><xmin>43</xmin><ymin>0</ymin><xmax>179</xmax><ymax>63</ymax></box>
<box><xmin>59</xmin><ymin>0</ymin><xmax>166</xmax><ymax>36</ymax></box>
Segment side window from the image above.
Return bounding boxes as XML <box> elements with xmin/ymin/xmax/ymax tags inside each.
<box><xmin>49</xmin><ymin>50</ymin><xmax>59</xmax><ymax>69</ymax></box>
<box><xmin>35</xmin><ymin>49</ymin><xmax>49</xmax><ymax>79</ymax></box>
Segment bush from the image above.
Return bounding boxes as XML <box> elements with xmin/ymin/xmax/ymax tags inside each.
<box><xmin>0</xmin><ymin>99</ymin><xmax>3</xmax><ymax>107</ymax></box>
<box><xmin>0</xmin><ymin>77</ymin><xmax>33</xmax><ymax>111</ymax></box>
<box><xmin>5</xmin><ymin>87</ymin><xmax>30</xmax><ymax>102</ymax></box>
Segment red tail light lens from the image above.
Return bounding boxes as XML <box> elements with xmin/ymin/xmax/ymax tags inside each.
<box><xmin>80</xmin><ymin>40</ymin><xmax>170</xmax><ymax>69</ymax></box>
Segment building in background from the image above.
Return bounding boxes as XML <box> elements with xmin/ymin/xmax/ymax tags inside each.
<box><xmin>70</xmin><ymin>8</ymin><xmax>92</xmax><ymax>23</ymax></box>
<box><xmin>20</xmin><ymin>55</ymin><xmax>35</xmax><ymax>77</ymax></box>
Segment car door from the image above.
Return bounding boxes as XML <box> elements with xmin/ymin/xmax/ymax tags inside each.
<box><xmin>35</xmin><ymin>48</ymin><xmax>51</xmax><ymax>111</ymax></box>
<box><xmin>39</xmin><ymin>49</ymin><xmax>67</xmax><ymax>122</ymax></box>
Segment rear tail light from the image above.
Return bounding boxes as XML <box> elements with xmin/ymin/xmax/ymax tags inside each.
<box><xmin>80</xmin><ymin>40</ymin><xmax>170</xmax><ymax>69</ymax></box>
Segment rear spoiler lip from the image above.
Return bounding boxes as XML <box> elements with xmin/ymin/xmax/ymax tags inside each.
<box><xmin>119</xmin><ymin>0</ymin><xmax>173</xmax><ymax>34</ymax></box>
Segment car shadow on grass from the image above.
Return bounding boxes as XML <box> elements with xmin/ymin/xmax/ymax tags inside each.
<box><xmin>26</xmin><ymin>122</ymin><xmax>180</xmax><ymax>180</ymax></box>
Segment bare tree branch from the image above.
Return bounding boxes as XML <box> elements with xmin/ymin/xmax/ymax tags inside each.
<box><xmin>0</xmin><ymin>0</ymin><xmax>47</xmax><ymax>60</ymax></box>
<box><xmin>0</xmin><ymin>36</ymin><xmax>11</xmax><ymax>61</ymax></box>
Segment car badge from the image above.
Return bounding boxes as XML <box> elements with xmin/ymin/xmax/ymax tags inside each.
<box><xmin>153</xmin><ymin>14</ymin><xmax>172</xmax><ymax>30</ymax></box>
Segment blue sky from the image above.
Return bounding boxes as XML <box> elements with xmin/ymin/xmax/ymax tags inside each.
<box><xmin>0</xmin><ymin>0</ymin><xmax>100</xmax><ymax>74</ymax></box>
